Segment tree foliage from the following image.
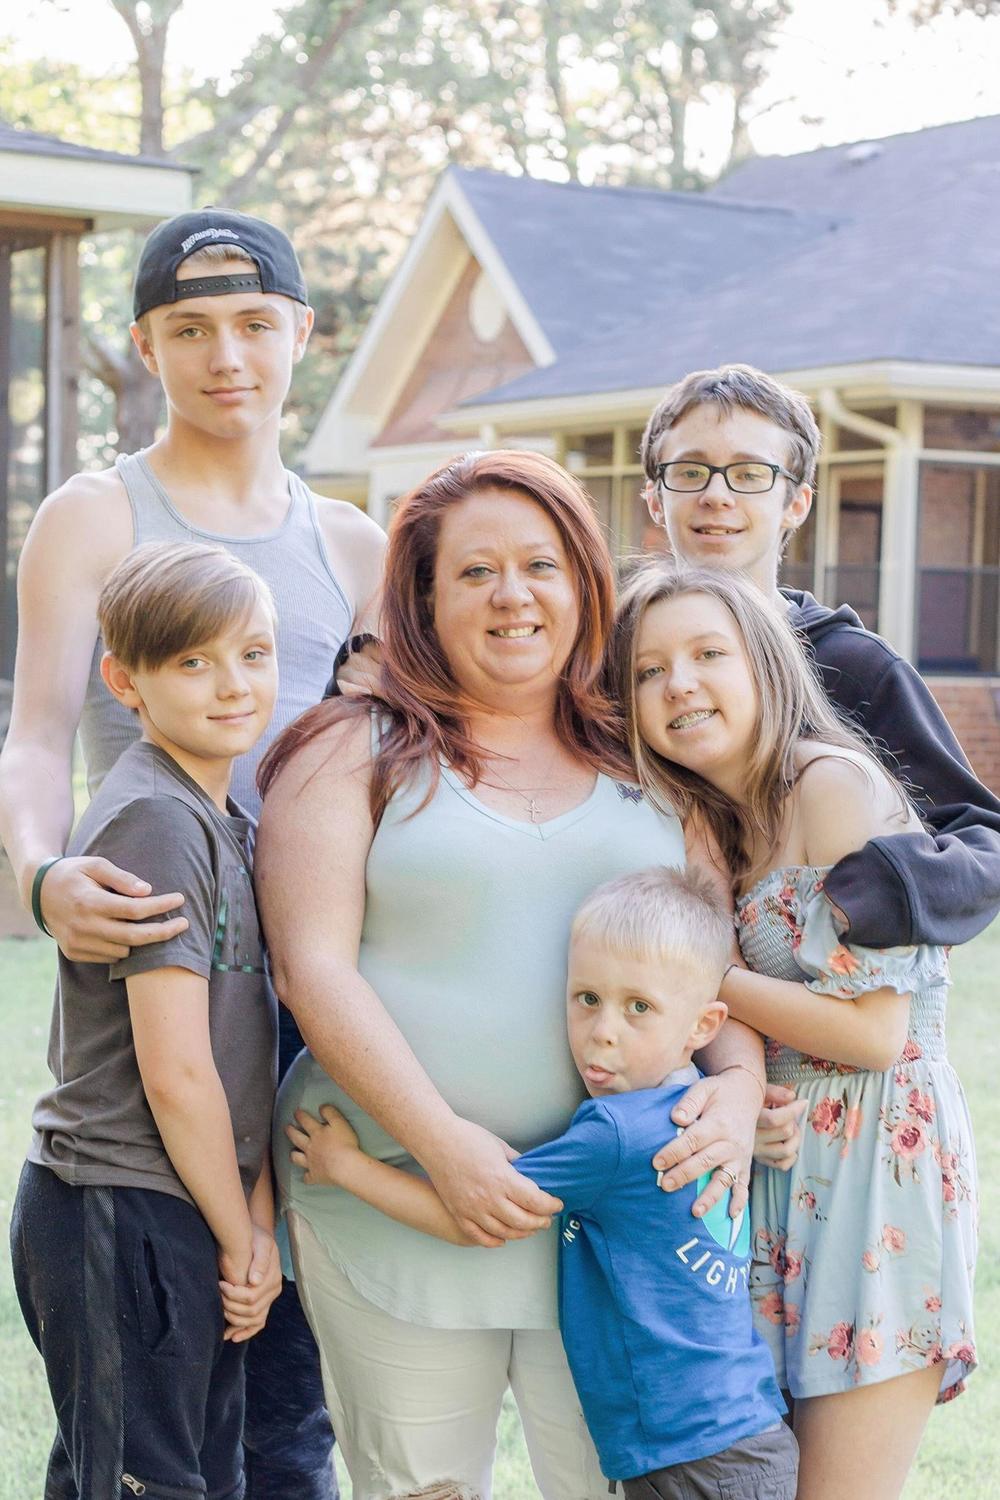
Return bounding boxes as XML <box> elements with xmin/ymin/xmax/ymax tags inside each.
<box><xmin>2</xmin><ymin>0</ymin><xmax>793</xmax><ymax>461</ymax></box>
<box><xmin>890</xmin><ymin>0</ymin><xmax>1000</xmax><ymax>14</ymax></box>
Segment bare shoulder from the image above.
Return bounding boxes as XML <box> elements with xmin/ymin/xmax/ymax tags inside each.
<box><xmin>793</xmin><ymin>742</ymin><xmax>916</xmax><ymax>866</ymax></box>
<box><xmin>312</xmin><ymin>493</ymin><xmax>385</xmax><ymax>631</ymax></box>
<box><xmin>313</xmin><ymin>493</ymin><xmax>386</xmax><ymax>558</ymax></box>
<box><xmin>262</xmin><ymin>709</ymin><xmax>375</xmax><ymax>812</ymax></box>
<box><xmin>26</xmin><ymin>466</ymin><xmax>132</xmax><ymax>580</ymax></box>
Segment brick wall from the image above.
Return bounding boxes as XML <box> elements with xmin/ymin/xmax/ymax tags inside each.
<box><xmin>374</xmin><ymin>258</ymin><xmax>535</xmax><ymax>447</ymax></box>
<box><xmin>925</xmin><ymin>677</ymin><xmax>1000</xmax><ymax>793</ymax></box>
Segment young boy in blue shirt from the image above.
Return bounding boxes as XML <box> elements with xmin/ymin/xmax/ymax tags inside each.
<box><xmin>288</xmin><ymin>866</ymin><xmax>797</xmax><ymax>1498</ymax></box>
<box><xmin>11</xmin><ymin>540</ymin><xmax>283</xmax><ymax>1500</ymax></box>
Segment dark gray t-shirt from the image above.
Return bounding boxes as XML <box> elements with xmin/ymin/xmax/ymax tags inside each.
<box><xmin>29</xmin><ymin>740</ymin><xmax>277</xmax><ymax>1203</ymax></box>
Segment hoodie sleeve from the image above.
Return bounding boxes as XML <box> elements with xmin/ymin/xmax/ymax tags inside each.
<box><xmin>822</xmin><ymin>652</ymin><xmax>1000</xmax><ymax>948</ymax></box>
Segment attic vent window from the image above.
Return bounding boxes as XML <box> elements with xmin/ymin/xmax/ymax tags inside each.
<box><xmin>845</xmin><ymin>141</ymin><xmax>883</xmax><ymax>165</ymax></box>
<box><xmin>469</xmin><ymin>268</ymin><xmax>506</xmax><ymax>343</ymax></box>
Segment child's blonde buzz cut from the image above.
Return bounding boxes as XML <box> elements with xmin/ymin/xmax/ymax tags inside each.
<box><xmin>571</xmin><ymin>866</ymin><xmax>734</xmax><ymax>988</ymax></box>
<box><xmin>98</xmin><ymin>541</ymin><xmax>275</xmax><ymax>672</ymax></box>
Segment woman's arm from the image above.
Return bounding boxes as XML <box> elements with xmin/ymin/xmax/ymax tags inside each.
<box><xmin>720</xmin><ymin>968</ymin><xmax>909</xmax><ymax>1070</ymax></box>
<box><xmin>256</xmin><ymin>717</ymin><xmax>561</xmax><ymax>1248</ymax></box>
<box><xmin>725</xmin><ymin>753</ymin><xmax>916</xmax><ymax>1071</ymax></box>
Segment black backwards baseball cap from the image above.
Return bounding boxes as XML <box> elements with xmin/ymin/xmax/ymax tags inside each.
<box><xmin>133</xmin><ymin>209</ymin><xmax>308</xmax><ymax>322</ymax></box>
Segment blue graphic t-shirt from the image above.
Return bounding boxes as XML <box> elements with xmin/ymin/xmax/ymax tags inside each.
<box><xmin>516</xmin><ymin>1067</ymin><xmax>785</xmax><ymax>1480</ymax></box>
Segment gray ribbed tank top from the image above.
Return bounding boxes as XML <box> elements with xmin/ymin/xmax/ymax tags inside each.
<box><xmin>78</xmin><ymin>451</ymin><xmax>353</xmax><ymax>818</ymax></box>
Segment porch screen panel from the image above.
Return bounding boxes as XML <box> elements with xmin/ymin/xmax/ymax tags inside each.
<box><xmin>824</xmin><ymin>470</ymin><xmax>883</xmax><ymax>632</ymax></box>
<box><xmin>917</xmin><ymin>463</ymin><xmax>1000</xmax><ymax>675</ymax></box>
<box><xmin>2</xmin><ymin>239</ymin><xmax>47</xmax><ymax>676</ymax></box>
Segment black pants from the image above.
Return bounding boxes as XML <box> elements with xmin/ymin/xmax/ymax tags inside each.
<box><xmin>11</xmin><ymin>1162</ymin><xmax>245</xmax><ymax>1499</ymax></box>
<box><xmin>240</xmin><ymin>1008</ymin><xmax>338</xmax><ymax>1500</ymax></box>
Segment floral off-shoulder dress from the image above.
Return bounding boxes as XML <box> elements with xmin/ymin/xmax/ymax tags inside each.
<box><xmin>737</xmin><ymin>865</ymin><xmax>978</xmax><ymax>1402</ymax></box>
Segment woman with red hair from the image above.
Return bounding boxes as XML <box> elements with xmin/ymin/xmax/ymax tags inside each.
<box><xmin>255</xmin><ymin>451</ymin><xmax>764</xmax><ymax>1498</ymax></box>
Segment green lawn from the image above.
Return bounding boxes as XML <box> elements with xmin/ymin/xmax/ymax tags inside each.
<box><xmin>2</xmin><ymin>927</ymin><xmax>996</xmax><ymax>1500</ymax></box>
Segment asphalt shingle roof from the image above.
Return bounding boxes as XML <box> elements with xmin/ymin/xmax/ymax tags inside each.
<box><xmin>0</xmin><ymin>121</ymin><xmax>190</xmax><ymax>171</ymax></box>
<box><xmin>457</xmin><ymin>113</ymin><xmax>1000</xmax><ymax>408</ymax></box>
<box><xmin>454</xmin><ymin>166</ymin><xmax>833</xmax><ymax>355</ymax></box>
<box><xmin>714</xmin><ymin>112</ymin><xmax>1000</xmax><ymax>217</ymax></box>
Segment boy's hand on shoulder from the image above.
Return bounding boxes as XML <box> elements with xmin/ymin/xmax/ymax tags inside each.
<box><xmin>41</xmin><ymin>855</ymin><xmax>187</xmax><ymax>963</ymax></box>
<box><xmin>286</xmin><ymin>1103</ymin><xmax>361</xmax><ymax>1186</ymax></box>
<box><xmin>218</xmin><ymin>1227</ymin><xmax>283</xmax><ymax>1343</ymax></box>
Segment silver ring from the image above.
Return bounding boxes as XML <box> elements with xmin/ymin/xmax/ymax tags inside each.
<box><xmin>716</xmin><ymin>1168</ymin><xmax>737</xmax><ymax>1189</ymax></box>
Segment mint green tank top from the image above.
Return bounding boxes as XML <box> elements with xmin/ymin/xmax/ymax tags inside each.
<box><xmin>274</xmin><ymin>761</ymin><xmax>686</xmax><ymax>1330</ymax></box>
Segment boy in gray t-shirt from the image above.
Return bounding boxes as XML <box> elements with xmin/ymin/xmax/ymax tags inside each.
<box><xmin>11</xmin><ymin>541</ymin><xmax>282</xmax><ymax>1500</ymax></box>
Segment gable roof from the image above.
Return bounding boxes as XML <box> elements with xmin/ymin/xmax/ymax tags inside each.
<box><xmin>459</xmin><ymin>162</ymin><xmax>1000</xmax><ymax>409</ymax></box>
<box><xmin>302</xmin><ymin>164</ymin><xmax>834</xmax><ymax>472</ymax></box>
<box><xmin>453</xmin><ymin>167</ymin><xmax>832</xmax><ymax>357</ymax></box>
<box><xmin>714</xmin><ymin>111</ymin><xmax>1000</xmax><ymax>217</ymax></box>
<box><xmin>308</xmin><ymin>113</ymin><xmax>1000</xmax><ymax>468</ymax></box>
<box><xmin>454</xmin><ymin>114</ymin><xmax>1000</xmax><ymax>412</ymax></box>
<box><xmin>0</xmin><ymin>121</ymin><xmax>190</xmax><ymax>172</ymax></box>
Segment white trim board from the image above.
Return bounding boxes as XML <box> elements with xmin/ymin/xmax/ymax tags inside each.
<box><xmin>302</xmin><ymin>169</ymin><xmax>555</xmax><ymax>477</ymax></box>
<box><xmin>445</xmin><ymin>361</ymin><xmax>1000</xmax><ymax>432</ymax></box>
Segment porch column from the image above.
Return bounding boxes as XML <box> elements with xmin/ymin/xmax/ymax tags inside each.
<box><xmin>45</xmin><ymin>232</ymin><xmax>81</xmax><ymax>490</ymax></box>
<box><xmin>0</xmin><ymin>243</ymin><xmax>11</xmax><ymax>677</ymax></box>
<box><xmin>877</xmin><ymin>401</ymin><xmax>921</xmax><ymax>661</ymax></box>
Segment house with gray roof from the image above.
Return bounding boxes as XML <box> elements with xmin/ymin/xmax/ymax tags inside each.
<box><xmin>304</xmin><ymin>114</ymin><xmax>1000</xmax><ymax>788</ymax></box>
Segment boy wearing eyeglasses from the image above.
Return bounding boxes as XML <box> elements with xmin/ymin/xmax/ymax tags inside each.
<box><xmin>640</xmin><ymin>364</ymin><xmax>1000</xmax><ymax>968</ymax></box>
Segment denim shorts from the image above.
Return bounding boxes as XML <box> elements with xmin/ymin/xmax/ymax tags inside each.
<box><xmin>622</xmin><ymin>1421</ymin><xmax>799</xmax><ymax>1500</ymax></box>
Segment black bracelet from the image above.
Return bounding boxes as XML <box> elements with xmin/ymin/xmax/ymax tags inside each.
<box><xmin>31</xmin><ymin>856</ymin><xmax>65</xmax><ymax>938</ymax></box>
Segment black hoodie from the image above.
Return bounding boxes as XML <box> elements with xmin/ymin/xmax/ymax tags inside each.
<box><xmin>782</xmin><ymin>588</ymin><xmax>1000</xmax><ymax>948</ymax></box>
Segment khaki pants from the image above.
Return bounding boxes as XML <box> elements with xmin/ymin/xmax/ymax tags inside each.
<box><xmin>289</xmin><ymin>1212</ymin><xmax>607</xmax><ymax>1500</ymax></box>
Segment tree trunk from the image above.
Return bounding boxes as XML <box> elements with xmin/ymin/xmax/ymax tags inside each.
<box><xmin>104</xmin><ymin>3</ymin><xmax>182</xmax><ymax>450</ymax></box>
<box><xmin>115</xmin><ymin>350</ymin><xmax>164</xmax><ymax>453</ymax></box>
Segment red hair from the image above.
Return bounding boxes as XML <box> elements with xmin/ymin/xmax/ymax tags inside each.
<box><xmin>259</xmin><ymin>450</ymin><xmax>630</xmax><ymax>817</ymax></box>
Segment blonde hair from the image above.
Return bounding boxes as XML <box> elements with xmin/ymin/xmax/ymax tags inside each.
<box><xmin>99</xmin><ymin>541</ymin><xmax>275</xmax><ymax>671</ymax></box>
<box><xmin>606</xmin><ymin>562</ymin><xmax>906</xmax><ymax>881</ymax></box>
<box><xmin>572</xmin><ymin>866</ymin><xmax>733</xmax><ymax>988</ymax></box>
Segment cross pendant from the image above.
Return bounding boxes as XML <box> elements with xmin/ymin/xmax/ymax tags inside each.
<box><xmin>528</xmin><ymin>798</ymin><xmax>540</xmax><ymax>823</ymax></box>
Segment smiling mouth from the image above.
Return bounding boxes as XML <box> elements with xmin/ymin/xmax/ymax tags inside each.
<box><xmin>693</xmin><ymin>525</ymin><xmax>744</xmax><ymax>536</ymax></box>
<box><xmin>668</xmin><ymin>709</ymin><xmax>717</xmax><ymax>730</ymax></box>
<box><xmin>490</xmin><ymin>625</ymin><xmax>540</xmax><ymax>639</ymax></box>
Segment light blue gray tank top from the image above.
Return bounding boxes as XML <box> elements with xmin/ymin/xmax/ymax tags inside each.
<box><xmin>274</xmin><ymin>759</ymin><xmax>686</xmax><ymax>1330</ymax></box>
<box><xmin>79</xmin><ymin>451</ymin><xmax>353</xmax><ymax>818</ymax></box>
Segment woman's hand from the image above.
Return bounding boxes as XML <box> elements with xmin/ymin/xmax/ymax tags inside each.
<box><xmin>652</xmin><ymin>1066</ymin><xmax>762</xmax><ymax>1218</ymax></box>
<box><xmin>419</xmin><ymin>1116</ymin><xmax>563</xmax><ymax>1249</ymax></box>
<box><xmin>754</xmin><ymin>1085</ymin><xmax>807</xmax><ymax>1172</ymax></box>
<box><xmin>287</xmin><ymin>1104</ymin><xmax>362</xmax><ymax>1187</ymax></box>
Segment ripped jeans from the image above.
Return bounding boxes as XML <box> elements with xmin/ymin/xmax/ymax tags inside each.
<box><xmin>289</xmin><ymin>1214</ymin><xmax>607</xmax><ymax>1500</ymax></box>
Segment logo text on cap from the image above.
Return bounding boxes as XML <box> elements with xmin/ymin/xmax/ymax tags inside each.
<box><xmin>180</xmin><ymin>227</ymin><xmax>243</xmax><ymax>254</ymax></box>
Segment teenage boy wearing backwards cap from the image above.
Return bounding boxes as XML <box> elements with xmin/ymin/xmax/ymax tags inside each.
<box><xmin>0</xmin><ymin>208</ymin><xmax>384</xmax><ymax>1500</ymax></box>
